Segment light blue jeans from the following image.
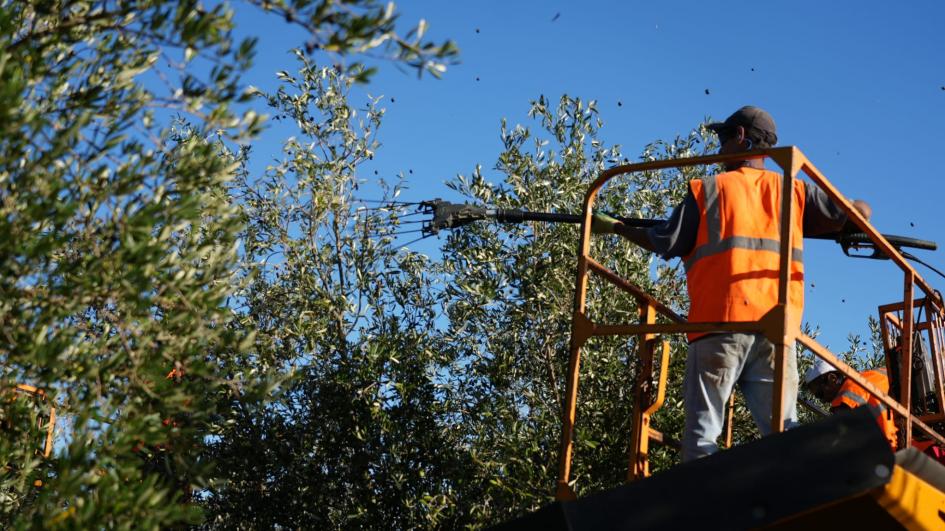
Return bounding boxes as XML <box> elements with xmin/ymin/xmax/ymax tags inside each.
<box><xmin>682</xmin><ymin>332</ymin><xmax>799</xmax><ymax>462</ymax></box>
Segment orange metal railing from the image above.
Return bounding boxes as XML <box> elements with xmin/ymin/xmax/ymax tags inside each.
<box><xmin>555</xmin><ymin>146</ymin><xmax>945</xmax><ymax>501</ymax></box>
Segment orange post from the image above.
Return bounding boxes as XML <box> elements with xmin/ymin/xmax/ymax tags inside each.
<box><xmin>628</xmin><ymin>303</ymin><xmax>657</xmax><ymax>481</ymax></box>
<box><xmin>555</xmin><ymin>203</ymin><xmax>597</xmax><ymax>501</ymax></box>
<box><xmin>902</xmin><ymin>273</ymin><xmax>915</xmax><ymax>444</ymax></box>
<box><xmin>770</xmin><ymin>148</ymin><xmax>800</xmax><ymax>434</ymax></box>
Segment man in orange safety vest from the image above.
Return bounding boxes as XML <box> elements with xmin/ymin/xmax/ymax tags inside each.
<box><xmin>804</xmin><ymin>358</ymin><xmax>898</xmax><ymax>449</ymax></box>
<box><xmin>593</xmin><ymin>106</ymin><xmax>872</xmax><ymax>461</ymax></box>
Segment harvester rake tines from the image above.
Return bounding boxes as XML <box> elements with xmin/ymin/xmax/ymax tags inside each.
<box><xmin>356</xmin><ymin>205</ymin><xmax>410</xmax><ymax>213</ymax></box>
<box><xmin>357</xmin><ymin>201</ymin><xmax>437</xmax><ymax>235</ymax></box>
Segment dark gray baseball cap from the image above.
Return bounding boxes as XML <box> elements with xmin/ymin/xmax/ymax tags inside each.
<box><xmin>707</xmin><ymin>106</ymin><xmax>778</xmax><ymax>145</ymax></box>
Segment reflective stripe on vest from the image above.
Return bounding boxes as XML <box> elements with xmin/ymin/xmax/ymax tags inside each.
<box><xmin>838</xmin><ymin>390</ymin><xmax>868</xmax><ymax>406</ymax></box>
<box><xmin>684</xmin><ymin>236</ymin><xmax>804</xmax><ymax>270</ymax></box>
<box><xmin>829</xmin><ymin>369</ymin><xmax>898</xmax><ymax>450</ymax></box>
<box><xmin>684</xmin><ymin>175</ymin><xmax>804</xmax><ymax>271</ymax></box>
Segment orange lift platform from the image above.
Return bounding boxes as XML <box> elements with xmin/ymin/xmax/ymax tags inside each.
<box><xmin>494</xmin><ymin>146</ymin><xmax>945</xmax><ymax>530</ymax></box>
<box><xmin>496</xmin><ymin>409</ymin><xmax>945</xmax><ymax>530</ymax></box>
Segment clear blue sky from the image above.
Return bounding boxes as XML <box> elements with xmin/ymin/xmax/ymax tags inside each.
<box><xmin>232</xmin><ymin>0</ymin><xmax>945</xmax><ymax>353</ymax></box>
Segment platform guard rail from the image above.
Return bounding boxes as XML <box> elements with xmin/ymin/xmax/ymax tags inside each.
<box><xmin>556</xmin><ymin>146</ymin><xmax>945</xmax><ymax>501</ymax></box>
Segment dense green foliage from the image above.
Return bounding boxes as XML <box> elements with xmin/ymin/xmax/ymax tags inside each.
<box><xmin>0</xmin><ymin>1</ymin><xmax>455</xmax><ymax>528</ymax></box>
<box><xmin>201</xmin><ymin>53</ymin><xmax>461</xmax><ymax>529</ymax></box>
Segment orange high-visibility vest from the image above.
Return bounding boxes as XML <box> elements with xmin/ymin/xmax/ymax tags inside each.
<box><xmin>831</xmin><ymin>369</ymin><xmax>898</xmax><ymax>450</ymax></box>
<box><xmin>683</xmin><ymin>167</ymin><xmax>806</xmax><ymax>342</ymax></box>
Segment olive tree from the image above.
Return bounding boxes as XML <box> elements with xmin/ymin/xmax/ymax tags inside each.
<box><xmin>0</xmin><ymin>1</ymin><xmax>455</xmax><ymax>528</ymax></box>
<box><xmin>201</xmin><ymin>52</ymin><xmax>463</xmax><ymax>529</ymax></box>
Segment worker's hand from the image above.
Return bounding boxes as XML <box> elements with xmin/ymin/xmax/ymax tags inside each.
<box><xmin>591</xmin><ymin>213</ymin><xmax>621</xmax><ymax>234</ymax></box>
<box><xmin>842</xmin><ymin>199</ymin><xmax>873</xmax><ymax>233</ymax></box>
<box><xmin>852</xmin><ymin>199</ymin><xmax>872</xmax><ymax>221</ymax></box>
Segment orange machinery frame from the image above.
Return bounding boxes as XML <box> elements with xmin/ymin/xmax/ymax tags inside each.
<box><xmin>555</xmin><ymin>146</ymin><xmax>945</xmax><ymax>501</ymax></box>
<box><xmin>877</xmin><ymin>298</ymin><xmax>945</xmax><ymax>434</ymax></box>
